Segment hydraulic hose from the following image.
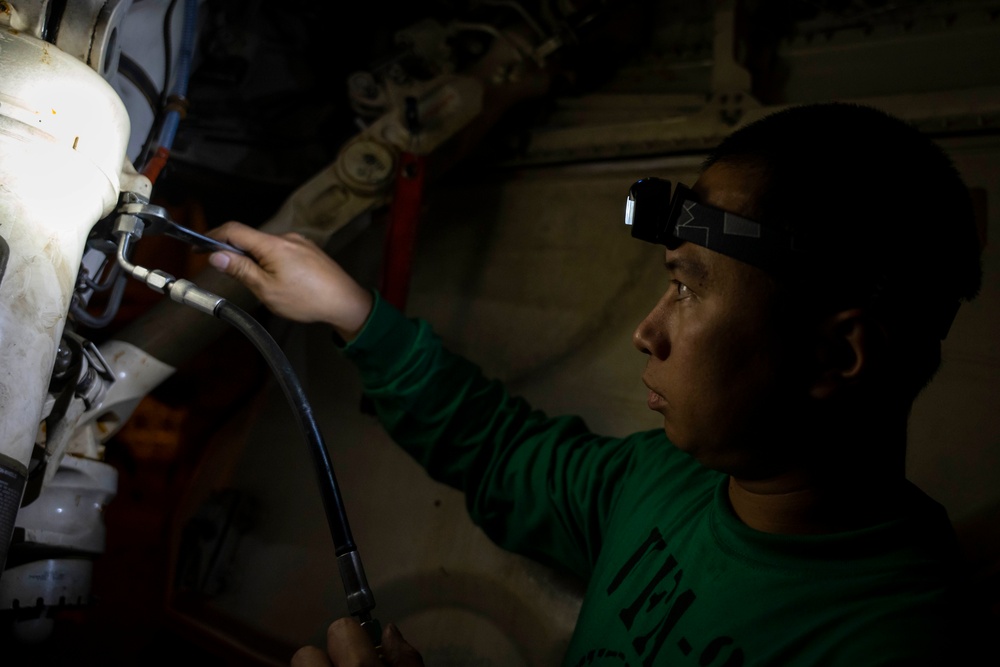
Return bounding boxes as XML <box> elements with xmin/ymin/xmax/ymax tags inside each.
<box><xmin>142</xmin><ymin>0</ymin><xmax>198</xmax><ymax>183</ymax></box>
<box><xmin>214</xmin><ymin>300</ymin><xmax>356</xmax><ymax>554</ymax></box>
<box><xmin>159</xmin><ymin>0</ymin><xmax>198</xmax><ymax>152</ymax></box>
<box><xmin>69</xmin><ymin>272</ymin><xmax>129</xmax><ymax>329</ymax></box>
<box><xmin>213</xmin><ymin>300</ymin><xmax>381</xmax><ymax>643</ymax></box>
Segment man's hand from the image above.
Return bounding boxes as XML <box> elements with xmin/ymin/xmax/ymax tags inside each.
<box><xmin>291</xmin><ymin>618</ymin><xmax>424</xmax><ymax>667</ymax></box>
<box><xmin>207</xmin><ymin>221</ymin><xmax>374</xmax><ymax>341</ymax></box>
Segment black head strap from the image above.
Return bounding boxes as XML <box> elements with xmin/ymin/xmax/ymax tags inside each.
<box><xmin>625</xmin><ymin>178</ymin><xmax>795</xmax><ymax>271</ymax></box>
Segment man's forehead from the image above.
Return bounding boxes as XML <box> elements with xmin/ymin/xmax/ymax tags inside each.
<box><xmin>692</xmin><ymin>162</ymin><xmax>763</xmax><ymax>219</ymax></box>
<box><xmin>664</xmin><ymin>244</ymin><xmax>711</xmax><ymax>283</ymax></box>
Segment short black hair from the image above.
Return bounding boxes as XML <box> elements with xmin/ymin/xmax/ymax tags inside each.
<box><xmin>704</xmin><ymin>102</ymin><xmax>982</xmax><ymax>398</ymax></box>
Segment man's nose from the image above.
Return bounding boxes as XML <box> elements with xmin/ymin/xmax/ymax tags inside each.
<box><xmin>633</xmin><ymin>307</ymin><xmax>669</xmax><ymax>359</ymax></box>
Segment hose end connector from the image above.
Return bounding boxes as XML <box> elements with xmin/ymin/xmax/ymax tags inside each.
<box><xmin>167</xmin><ymin>279</ymin><xmax>225</xmax><ymax>315</ymax></box>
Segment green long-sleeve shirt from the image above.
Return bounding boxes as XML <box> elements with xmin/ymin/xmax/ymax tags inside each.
<box><xmin>342</xmin><ymin>293</ymin><xmax>981</xmax><ymax>666</ymax></box>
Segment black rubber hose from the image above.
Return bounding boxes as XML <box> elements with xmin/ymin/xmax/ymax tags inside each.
<box><xmin>214</xmin><ymin>299</ymin><xmax>356</xmax><ymax>556</ymax></box>
<box><xmin>69</xmin><ymin>272</ymin><xmax>129</xmax><ymax>329</ymax></box>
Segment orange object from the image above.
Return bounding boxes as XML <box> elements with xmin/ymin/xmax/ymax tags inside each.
<box><xmin>142</xmin><ymin>146</ymin><xmax>171</xmax><ymax>184</ymax></box>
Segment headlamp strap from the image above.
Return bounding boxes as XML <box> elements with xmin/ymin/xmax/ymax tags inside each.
<box><xmin>674</xmin><ymin>200</ymin><xmax>796</xmax><ymax>271</ymax></box>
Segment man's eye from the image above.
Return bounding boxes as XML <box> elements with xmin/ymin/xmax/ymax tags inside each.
<box><xmin>672</xmin><ymin>280</ymin><xmax>692</xmax><ymax>298</ymax></box>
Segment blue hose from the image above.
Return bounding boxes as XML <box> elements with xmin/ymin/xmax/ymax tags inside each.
<box><xmin>158</xmin><ymin>0</ymin><xmax>198</xmax><ymax>152</ymax></box>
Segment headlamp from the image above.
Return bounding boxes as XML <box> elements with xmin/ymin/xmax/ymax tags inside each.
<box><xmin>624</xmin><ymin>177</ymin><xmax>961</xmax><ymax>339</ymax></box>
<box><xmin>625</xmin><ymin>177</ymin><xmax>796</xmax><ymax>272</ymax></box>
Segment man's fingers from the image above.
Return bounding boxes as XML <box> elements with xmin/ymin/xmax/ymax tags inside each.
<box><xmin>204</xmin><ymin>220</ymin><xmax>368</xmax><ymax>329</ymax></box>
<box><xmin>293</xmin><ymin>619</ymin><xmax>425</xmax><ymax>667</ymax></box>
<box><xmin>206</xmin><ymin>221</ymin><xmax>272</xmax><ymax>290</ymax></box>
<box><xmin>207</xmin><ymin>220</ymin><xmax>273</xmax><ymax>255</ymax></box>
<box><xmin>380</xmin><ymin>624</ymin><xmax>425</xmax><ymax>667</ymax></box>
<box><xmin>326</xmin><ymin>618</ymin><xmax>381</xmax><ymax>667</ymax></box>
<box><xmin>208</xmin><ymin>249</ymin><xmax>267</xmax><ymax>292</ymax></box>
<box><xmin>290</xmin><ymin>645</ymin><xmax>331</xmax><ymax>667</ymax></box>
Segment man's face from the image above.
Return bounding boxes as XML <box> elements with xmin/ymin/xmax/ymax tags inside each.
<box><xmin>632</xmin><ymin>163</ymin><xmax>797</xmax><ymax>476</ymax></box>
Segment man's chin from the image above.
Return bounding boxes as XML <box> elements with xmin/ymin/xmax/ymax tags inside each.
<box><xmin>662</xmin><ymin>423</ymin><xmax>692</xmax><ymax>452</ymax></box>
<box><xmin>663</xmin><ymin>431</ymin><xmax>746</xmax><ymax>475</ymax></box>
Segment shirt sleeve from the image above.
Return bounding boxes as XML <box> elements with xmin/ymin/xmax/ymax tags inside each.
<box><xmin>341</xmin><ymin>292</ymin><xmax>645</xmax><ymax>578</ymax></box>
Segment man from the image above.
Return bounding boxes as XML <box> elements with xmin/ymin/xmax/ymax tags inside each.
<box><xmin>208</xmin><ymin>103</ymin><xmax>986</xmax><ymax>665</ymax></box>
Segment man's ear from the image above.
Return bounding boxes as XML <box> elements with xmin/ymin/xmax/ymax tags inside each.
<box><xmin>809</xmin><ymin>308</ymin><xmax>870</xmax><ymax>400</ymax></box>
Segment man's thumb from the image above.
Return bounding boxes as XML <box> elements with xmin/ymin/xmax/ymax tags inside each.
<box><xmin>208</xmin><ymin>251</ymin><xmax>231</xmax><ymax>271</ymax></box>
<box><xmin>209</xmin><ymin>250</ymin><xmax>264</xmax><ymax>292</ymax></box>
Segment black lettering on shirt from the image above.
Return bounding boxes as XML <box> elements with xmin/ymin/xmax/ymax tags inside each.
<box><xmin>632</xmin><ymin>577</ymin><xmax>696</xmax><ymax>666</ymax></box>
<box><xmin>699</xmin><ymin>636</ymin><xmax>744</xmax><ymax>667</ymax></box>
<box><xmin>607</xmin><ymin>527</ymin><xmax>667</xmax><ymax>596</ymax></box>
<box><xmin>571</xmin><ymin>647</ymin><xmax>631</xmax><ymax>666</ymax></box>
<box><xmin>603</xmin><ymin>527</ymin><xmax>746</xmax><ymax>666</ymax></box>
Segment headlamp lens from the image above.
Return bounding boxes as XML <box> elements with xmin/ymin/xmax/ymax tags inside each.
<box><xmin>625</xmin><ymin>178</ymin><xmax>674</xmax><ymax>245</ymax></box>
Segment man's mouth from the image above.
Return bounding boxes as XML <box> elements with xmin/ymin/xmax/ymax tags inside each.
<box><xmin>647</xmin><ymin>390</ymin><xmax>665</xmax><ymax>410</ymax></box>
<box><xmin>643</xmin><ymin>378</ymin><xmax>666</xmax><ymax>411</ymax></box>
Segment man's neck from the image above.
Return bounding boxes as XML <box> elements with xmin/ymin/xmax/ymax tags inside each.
<box><xmin>727</xmin><ymin>423</ymin><xmax>908</xmax><ymax>535</ymax></box>
<box><xmin>727</xmin><ymin>476</ymin><xmax>903</xmax><ymax>535</ymax></box>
